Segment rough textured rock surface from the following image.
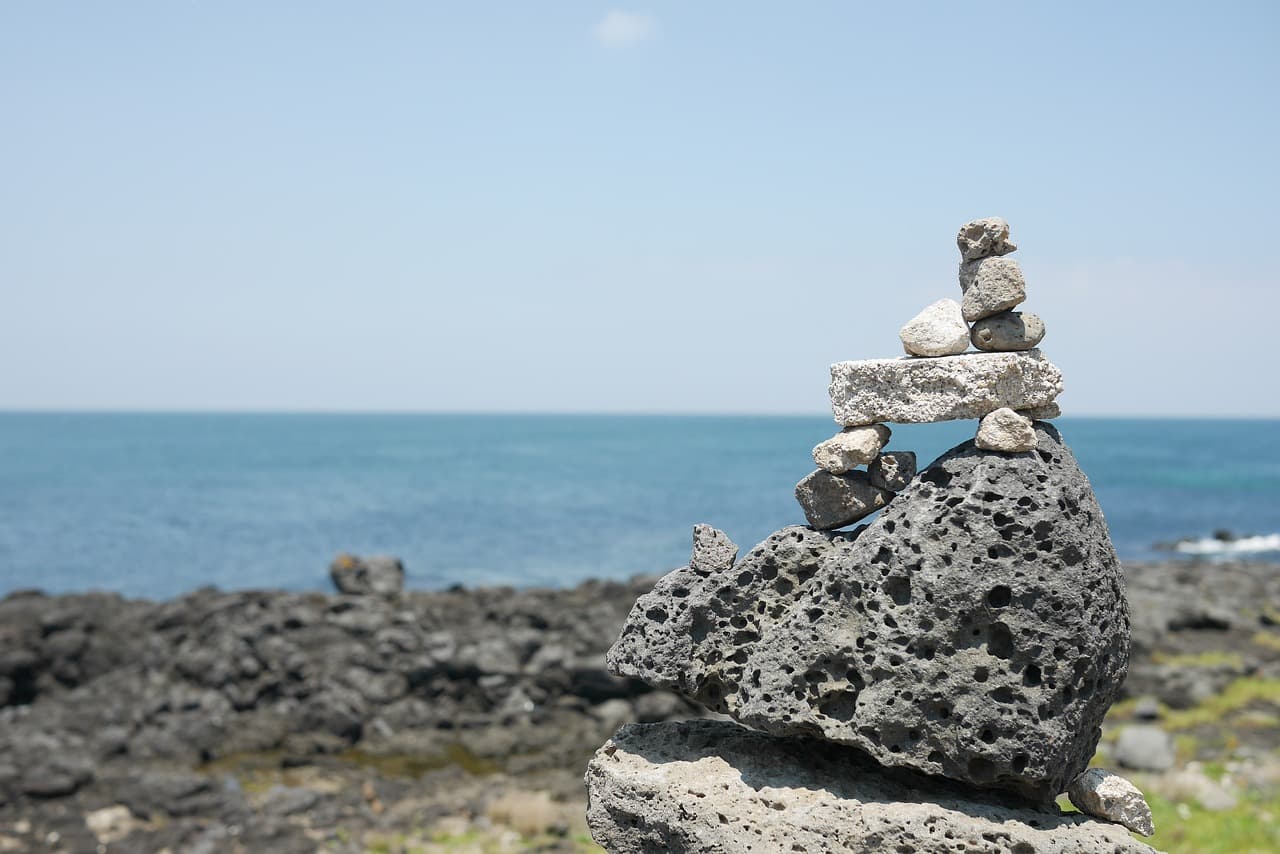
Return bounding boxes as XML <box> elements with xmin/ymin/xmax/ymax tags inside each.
<box><xmin>794</xmin><ymin>470</ymin><xmax>893</xmax><ymax>530</ymax></box>
<box><xmin>1019</xmin><ymin>401</ymin><xmax>1062</xmax><ymax>421</ymax></box>
<box><xmin>586</xmin><ymin>720</ymin><xmax>1157</xmax><ymax>854</ymax></box>
<box><xmin>976</xmin><ymin>408</ymin><xmax>1038</xmax><ymax>453</ymax></box>
<box><xmin>689</xmin><ymin>523</ymin><xmax>738</xmax><ymax>575</ymax></box>
<box><xmin>812</xmin><ymin>424</ymin><xmax>891</xmax><ymax>474</ymax></box>
<box><xmin>830</xmin><ymin>350</ymin><xmax>1063</xmax><ymax>426</ymax></box>
<box><xmin>1068</xmin><ymin>768</ymin><xmax>1156</xmax><ymax>836</ymax></box>
<box><xmin>960</xmin><ymin>257</ymin><xmax>1027</xmax><ymax>321</ymax></box>
<box><xmin>608</xmin><ymin>424</ymin><xmax>1130</xmax><ymax>802</ymax></box>
<box><xmin>899</xmin><ymin>298</ymin><xmax>970</xmax><ymax>357</ymax></box>
<box><xmin>973</xmin><ymin>311</ymin><xmax>1047</xmax><ymax>352</ymax></box>
<box><xmin>329</xmin><ymin>553</ymin><xmax>404</xmax><ymax>595</ymax></box>
<box><xmin>869</xmin><ymin>451</ymin><xmax>917</xmax><ymax>492</ymax></box>
<box><xmin>957</xmin><ymin>217</ymin><xmax>1017</xmax><ymax>262</ymax></box>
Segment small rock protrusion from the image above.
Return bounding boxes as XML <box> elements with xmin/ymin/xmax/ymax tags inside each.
<box><xmin>959</xmin><ymin>257</ymin><xmax>1026</xmax><ymax>322</ymax></box>
<box><xmin>868</xmin><ymin>451</ymin><xmax>917</xmax><ymax>492</ymax></box>
<box><xmin>1067</xmin><ymin>768</ymin><xmax>1156</xmax><ymax>837</ymax></box>
<box><xmin>690</xmin><ymin>524</ymin><xmax>739</xmax><ymax>576</ymax></box>
<box><xmin>329</xmin><ymin>554</ymin><xmax>405</xmax><ymax>595</ymax></box>
<box><xmin>971</xmin><ymin>311</ymin><xmax>1046</xmax><ymax>352</ymax></box>
<box><xmin>794</xmin><ymin>470</ymin><xmax>893</xmax><ymax>530</ymax></box>
<box><xmin>956</xmin><ymin>217</ymin><xmax>1017</xmax><ymax>262</ymax></box>
<box><xmin>812</xmin><ymin>425</ymin><xmax>891</xmax><ymax>474</ymax></box>
<box><xmin>899</xmin><ymin>298</ymin><xmax>970</xmax><ymax>358</ymax></box>
<box><xmin>975</xmin><ymin>408</ymin><xmax>1037</xmax><ymax>453</ymax></box>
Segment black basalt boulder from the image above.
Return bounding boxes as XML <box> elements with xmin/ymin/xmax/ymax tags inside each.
<box><xmin>606</xmin><ymin>424</ymin><xmax>1130</xmax><ymax>803</ymax></box>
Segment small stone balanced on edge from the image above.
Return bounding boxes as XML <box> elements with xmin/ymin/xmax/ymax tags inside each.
<box><xmin>586</xmin><ymin>219</ymin><xmax>1159</xmax><ymax>853</ymax></box>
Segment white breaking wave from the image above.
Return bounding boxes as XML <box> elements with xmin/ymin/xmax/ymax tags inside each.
<box><xmin>1174</xmin><ymin>533</ymin><xmax>1280</xmax><ymax>556</ymax></box>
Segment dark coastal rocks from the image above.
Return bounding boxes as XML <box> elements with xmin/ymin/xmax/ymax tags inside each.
<box><xmin>586</xmin><ymin>720</ymin><xmax>1157</xmax><ymax>854</ymax></box>
<box><xmin>329</xmin><ymin>553</ymin><xmax>405</xmax><ymax>595</ymax></box>
<box><xmin>607</xmin><ymin>424</ymin><xmax>1131</xmax><ymax>802</ymax></box>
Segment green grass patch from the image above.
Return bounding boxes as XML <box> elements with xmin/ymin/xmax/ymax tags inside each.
<box><xmin>1160</xmin><ymin>678</ymin><xmax>1280</xmax><ymax>731</ymax></box>
<box><xmin>1251</xmin><ymin>631</ymin><xmax>1280</xmax><ymax>653</ymax></box>
<box><xmin>1143</xmin><ymin>788</ymin><xmax>1280</xmax><ymax>854</ymax></box>
<box><xmin>340</xmin><ymin>743</ymin><xmax>499</xmax><ymax>777</ymax></box>
<box><xmin>1149</xmin><ymin>650</ymin><xmax>1245</xmax><ymax>669</ymax></box>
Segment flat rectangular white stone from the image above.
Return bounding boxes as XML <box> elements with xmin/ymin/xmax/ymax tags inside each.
<box><xmin>829</xmin><ymin>349</ymin><xmax>1063</xmax><ymax>426</ymax></box>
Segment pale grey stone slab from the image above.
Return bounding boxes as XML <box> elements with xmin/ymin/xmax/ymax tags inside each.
<box><xmin>586</xmin><ymin>720</ymin><xmax>1158</xmax><ymax>854</ymax></box>
<box><xmin>829</xmin><ymin>349</ymin><xmax>1063</xmax><ymax>426</ymax></box>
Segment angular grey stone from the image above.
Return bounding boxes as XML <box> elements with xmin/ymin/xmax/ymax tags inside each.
<box><xmin>972</xmin><ymin>311</ymin><xmax>1046</xmax><ymax>352</ymax></box>
<box><xmin>960</xmin><ymin>257</ymin><xmax>1026</xmax><ymax>321</ymax></box>
<box><xmin>957</xmin><ymin>217</ymin><xmax>1018</xmax><ymax>262</ymax></box>
<box><xmin>329</xmin><ymin>554</ymin><xmax>404</xmax><ymax>595</ymax></box>
<box><xmin>608</xmin><ymin>424</ymin><xmax>1130</xmax><ymax>803</ymax></box>
<box><xmin>1068</xmin><ymin>768</ymin><xmax>1156</xmax><ymax>837</ymax></box>
<box><xmin>829</xmin><ymin>349</ymin><xmax>1063</xmax><ymax>426</ymax></box>
<box><xmin>1018</xmin><ymin>401</ymin><xmax>1062</xmax><ymax>421</ymax></box>
<box><xmin>689</xmin><ymin>524</ymin><xmax>737</xmax><ymax>575</ymax></box>
<box><xmin>976</xmin><ymin>407</ymin><xmax>1037</xmax><ymax>453</ymax></box>
<box><xmin>794</xmin><ymin>469</ymin><xmax>892</xmax><ymax>530</ymax></box>
<box><xmin>586</xmin><ymin>721</ymin><xmax>1157</xmax><ymax>854</ymax></box>
<box><xmin>899</xmin><ymin>298</ymin><xmax>970</xmax><ymax>357</ymax></box>
<box><xmin>1114</xmin><ymin>725</ymin><xmax>1176</xmax><ymax>772</ymax></box>
<box><xmin>812</xmin><ymin>424</ymin><xmax>891</xmax><ymax>473</ymax></box>
<box><xmin>869</xmin><ymin>451</ymin><xmax>917</xmax><ymax>491</ymax></box>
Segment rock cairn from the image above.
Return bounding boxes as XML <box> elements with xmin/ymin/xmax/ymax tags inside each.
<box><xmin>798</xmin><ymin>217</ymin><xmax>1062</xmax><ymax>531</ymax></box>
<box><xmin>586</xmin><ymin>219</ymin><xmax>1160</xmax><ymax>852</ymax></box>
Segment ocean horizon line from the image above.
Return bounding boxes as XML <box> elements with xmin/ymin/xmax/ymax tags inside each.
<box><xmin>2</xmin><ymin>408</ymin><xmax>1280</xmax><ymax>422</ymax></box>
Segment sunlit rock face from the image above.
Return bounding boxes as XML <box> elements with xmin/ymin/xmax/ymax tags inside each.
<box><xmin>607</xmin><ymin>424</ymin><xmax>1130</xmax><ymax>803</ymax></box>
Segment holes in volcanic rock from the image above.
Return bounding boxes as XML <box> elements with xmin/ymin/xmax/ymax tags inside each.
<box><xmin>987</xmin><ymin>623</ymin><xmax>1014</xmax><ymax>659</ymax></box>
<box><xmin>646</xmin><ymin>606</ymin><xmax>668</xmax><ymax>623</ymax></box>
<box><xmin>986</xmin><ymin>585</ymin><xmax>1012</xmax><ymax>607</ymax></box>
<box><xmin>921</xmin><ymin>468</ymin><xmax>953</xmax><ymax>488</ymax></box>
<box><xmin>1024</xmin><ymin>664</ymin><xmax>1042</xmax><ymax>686</ymax></box>
<box><xmin>968</xmin><ymin>757</ymin><xmax>995</xmax><ymax>783</ymax></box>
<box><xmin>818</xmin><ymin>688</ymin><xmax>861</xmax><ymax>722</ymax></box>
<box><xmin>883</xmin><ymin>575</ymin><xmax>912</xmax><ymax>606</ymax></box>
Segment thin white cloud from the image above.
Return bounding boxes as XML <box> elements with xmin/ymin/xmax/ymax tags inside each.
<box><xmin>592</xmin><ymin>10</ymin><xmax>657</xmax><ymax>47</ymax></box>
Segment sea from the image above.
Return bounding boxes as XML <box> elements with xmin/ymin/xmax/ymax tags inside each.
<box><xmin>0</xmin><ymin>414</ymin><xmax>1277</xmax><ymax>600</ymax></box>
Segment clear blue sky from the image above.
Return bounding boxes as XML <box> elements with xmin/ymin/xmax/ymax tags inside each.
<box><xmin>2</xmin><ymin>2</ymin><xmax>1277</xmax><ymax>415</ymax></box>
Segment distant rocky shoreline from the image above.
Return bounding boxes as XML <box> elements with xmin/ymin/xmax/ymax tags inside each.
<box><xmin>1</xmin><ymin>556</ymin><xmax>1278</xmax><ymax>852</ymax></box>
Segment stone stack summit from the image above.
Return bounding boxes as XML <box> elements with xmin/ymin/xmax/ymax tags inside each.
<box><xmin>797</xmin><ymin>217</ymin><xmax>1062</xmax><ymax>532</ymax></box>
<box><xmin>586</xmin><ymin>219</ymin><xmax>1161</xmax><ymax>853</ymax></box>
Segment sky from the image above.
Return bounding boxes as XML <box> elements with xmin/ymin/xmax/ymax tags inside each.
<box><xmin>2</xmin><ymin>2</ymin><xmax>1277</xmax><ymax>416</ymax></box>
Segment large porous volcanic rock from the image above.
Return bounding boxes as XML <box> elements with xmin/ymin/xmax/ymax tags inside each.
<box><xmin>606</xmin><ymin>424</ymin><xmax>1130</xmax><ymax>802</ymax></box>
<box><xmin>585</xmin><ymin>720</ymin><xmax>1157</xmax><ymax>854</ymax></box>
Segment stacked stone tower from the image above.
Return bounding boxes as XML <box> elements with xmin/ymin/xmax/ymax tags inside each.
<box><xmin>586</xmin><ymin>220</ymin><xmax>1161</xmax><ymax>853</ymax></box>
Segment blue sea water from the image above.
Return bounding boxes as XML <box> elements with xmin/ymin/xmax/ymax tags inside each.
<box><xmin>0</xmin><ymin>414</ymin><xmax>1277</xmax><ymax>599</ymax></box>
